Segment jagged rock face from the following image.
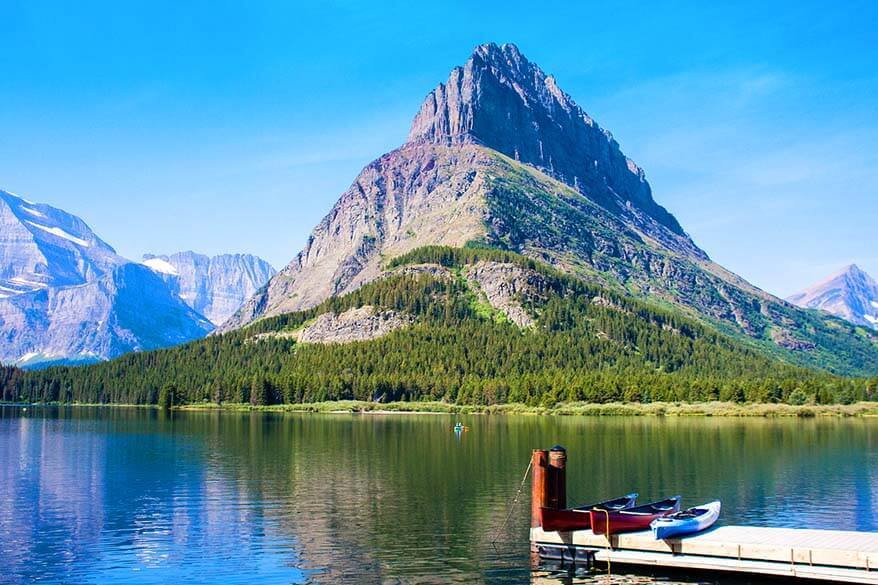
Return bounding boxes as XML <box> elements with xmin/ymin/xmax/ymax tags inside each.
<box><xmin>463</xmin><ymin>261</ymin><xmax>548</xmax><ymax>327</ymax></box>
<box><xmin>0</xmin><ymin>263</ymin><xmax>213</xmax><ymax>367</ymax></box>
<box><xmin>0</xmin><ymin>190</ymin><xmax>120</xmax><ymax>296</ymax></box>
<box><xmin>142</xmin><ymin>251</ymin><xmax>275</xmax><ymax>326</ymax></box>
<box><xmin>787</xmin><ymin>265</ymin><xmax>878</xmax><ymax>329</ymax></box>
<box><xmin>296</xmin><ymin>306</ymin><xmax>414</xmax><ymax>344</ymax></box>
<box><xmin>0</xmin><ymin>190</ymin><xmax>213</xmax><ymax>366</ymax></box>
<box><xmin>408</xmin><ymin>43</ymin><xmax>685</xmax><ymax>236</ymax></box>
<box><xmin>224</xmin><ymin>43</ymin><xmax>878</xmax><ymax>375</ymax></box>
<box><xmin>221</xmin><ymin>144</ymin><xmax>490</xmax><ymax>329</ymax></box>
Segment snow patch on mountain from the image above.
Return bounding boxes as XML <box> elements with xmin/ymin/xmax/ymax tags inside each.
<box><xmin>142</xmin><ymin>252</ymin><xmax>276</xmax><ymax>326</ymax></box>
<box><xmin>20</xmin><ymin>206</ymin><xmax>47</xmax><ymax>219</ymax></box>
<box><xmin>143</xmin><ymin>257</ymin><xmax>179</xmax><ymax>276</ymax></box>
<box><xmin>25</xmin><ymin>221</ymin><xmax>92</xmax><ymax>247</ymax></box>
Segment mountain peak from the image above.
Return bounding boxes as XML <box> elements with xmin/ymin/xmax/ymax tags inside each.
<box><xmin>407</xmin><ymin>43</ymin><xmax>685</xmax><ymax>235</ymax></box>
<box><xmin>843</xmin><ymin>263</ymin><xmax>865</xmax><ymax>276</ymax></box>
<box><xmin>0</xmin><ymin>189</ymin><xmax>213</xmax><ymax>365</ymax></box>
<box><xmin>472</xmin><ymin>41</ymin><xmax>526</xmax><ymax>65</ymax></box>
<box><xmin>787</xmin><ymin>264</ymin><xmax>878</xmax><ymax>329</ymax></box>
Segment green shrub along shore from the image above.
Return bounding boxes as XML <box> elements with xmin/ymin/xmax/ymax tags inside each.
<box><xmin>2</xmin><ymin>247</ymin><xmax>877</xmax><ymax>410</ymax></box>
<box><xmin>5</xmin><ymin>400</ymin><xmax>878</xmax><ymax>418</ymax></box>
<box><xmin>180</xmin><ymin>400</ymin><xmax>878</xmax><ymax>417</ymax></box>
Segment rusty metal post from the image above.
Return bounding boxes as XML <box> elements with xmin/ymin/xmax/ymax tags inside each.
<box><xmin>548</xmin><ymin>445</ymin><xmax>567</xmax><ymax>511</ymax></box>
<box><xmin>531</xmin><ymin>449</ymin><xmax>549</xmax><ymax>528</ymax></box>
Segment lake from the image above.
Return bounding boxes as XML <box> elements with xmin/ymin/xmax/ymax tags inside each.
<box><xmin>1</xmin><ymin>406</ymin><xmax>877</xmax><ymax>584</ymax></box>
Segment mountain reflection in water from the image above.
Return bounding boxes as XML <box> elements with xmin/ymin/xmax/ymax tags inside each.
<box><xmin>1</xmin><ymin>406</ymin><xmax>876</xmax><ymax>584</ymax></box>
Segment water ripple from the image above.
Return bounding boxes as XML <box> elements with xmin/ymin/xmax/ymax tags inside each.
<box><xmin>1</xmin><ymin>408</ymin><xmax>876</xmax><ymax>584</ymax></box>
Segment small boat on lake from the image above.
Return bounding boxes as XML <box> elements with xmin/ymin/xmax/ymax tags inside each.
<box><xmin>590</xmin><ymin>496</ymin><xmax>681</xmax><ymax>536</ymax></box>
<box><xmin>651</xmin><ymin>500</ymin><xmax>721</xmax><ymax>540</ymax></box>
<box><xmin>540</xmin><ymin>493</ymin><xmax>638</xmax><ymax>532</ymax></box>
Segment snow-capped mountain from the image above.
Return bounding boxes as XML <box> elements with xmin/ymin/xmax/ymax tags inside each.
<box><xmin>141</xmin><ymin>251</ymin><xmax>275</xmax><ymax>326</ymax></box>
<box><xmin>0</xmin><ymin>190</ymin><xmax>119</xmax><ymax>297</ymax></box>
<box><xmin>0</xmin><ymin>189</ymin><xmax>214</xmax><ymax>367</ymax></box>
<box><xmin>787</xmin><ymin>264</ymin><xmax>878</xmax><ymax>329</ymax></box>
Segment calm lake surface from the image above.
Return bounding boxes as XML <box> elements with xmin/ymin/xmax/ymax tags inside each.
<box><xmin>2</xmin><ymin>407</ymin><xmax>877</xmax><ymax>584</ymax></box>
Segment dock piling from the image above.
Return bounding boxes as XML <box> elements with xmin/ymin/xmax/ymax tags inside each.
<box><xmin>530</xmin><ymin>449</ymin><xmax>549</xmax><ymax>528</ymax></box>
<box><xmin>548</xmin><ymin>445</ymin><xmax>567</xmax><ymax>510</ymax></box>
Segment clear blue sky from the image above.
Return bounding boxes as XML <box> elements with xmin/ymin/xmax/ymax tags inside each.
<box><xmin>2</xmin><ymin>0</ymin><xmax>876</xmax><ymax>297</ymax></box>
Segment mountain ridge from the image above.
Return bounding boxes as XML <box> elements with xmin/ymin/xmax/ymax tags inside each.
<box><xmin>142</xmin><ymin>251</ymin><xmax>275</xmax><ymax>326</ymax></box>
<box><xmin>0</xmin><ymin>189</ymin><xmax>120</xmax><ymax>296</ymax></box>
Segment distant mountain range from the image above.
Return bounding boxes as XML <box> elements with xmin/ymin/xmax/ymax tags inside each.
<box><xmin>0</xmin><ymin>189</ymin><xmax>273</xmax><ymax>367</ymax></box>
<box><xmin>142</xmin><ymin>252</ymin><xmax>275</xmax><ymax>326</ymax></box>
<box><xmin>787</xmin><ymin>265</ymin><xmax>878</xmax><ymax>330</ymax></box>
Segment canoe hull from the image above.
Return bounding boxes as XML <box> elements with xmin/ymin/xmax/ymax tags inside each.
<box><xmin>590</xmin><ymin>497</ymin><xmax>680</xmax><ymax>536</ymax></box>
<box><xmin>590</xmin><ymin>510</ymin><xmax>668</xmax><ymax>535</ymax></box>
<box><xmin>651</xmin><ymin>501</ymin><xmax>721</xmax><ymax>540</ymax></box>
<box><xmin>540</xmin><ymin>508</ymin><xmax>592</xmax><ymax>532</ymax></box>
<box><xmin>540</xmin><ymin>494</ymin><xmax>638</xmax><ymax>532</ymax></box>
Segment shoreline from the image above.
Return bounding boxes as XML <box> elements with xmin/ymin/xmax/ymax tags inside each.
<box><xmin>4</xmin><ymin>400</ymin><xmax>878</xmax><ymax>417</ymax></box>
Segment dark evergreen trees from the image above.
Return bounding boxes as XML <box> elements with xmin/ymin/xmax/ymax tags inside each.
<box><xmin>158</xmin><ymin>383</ymin><xmax>177</xmax><ymax>409</ymax></box>
<box><xmin>5</xmin><ymin>247</ymin><xmax>872</xmax><ymax>407</ymax></box>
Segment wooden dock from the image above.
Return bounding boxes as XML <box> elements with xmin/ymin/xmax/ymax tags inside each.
<box><xmin>528</xmin><ymin>447</ymin><xmax>878</xmax><ymax>582</ymax></box>
<box><xmin>532</xmin><ymin>525</ymin><xmax>878</xmax><ymax>582</ymax></box>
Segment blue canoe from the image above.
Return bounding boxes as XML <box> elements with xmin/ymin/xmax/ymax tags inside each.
<box><xmin>650</xmin><ymin>500</ymin><xmax>721</xmax><ymax>540</ymax></box>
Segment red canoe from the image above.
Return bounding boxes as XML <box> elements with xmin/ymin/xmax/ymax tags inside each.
<box><xmin>540</xmin><ymin>493</ymin><xmax>638</xmax><ymax>532</ymax></box>
<box><xmin>590</xmin><ymin>496</ymin><xmax>681</xmax><ymax>536</ymax></box>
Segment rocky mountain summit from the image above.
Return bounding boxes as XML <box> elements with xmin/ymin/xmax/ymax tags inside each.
<box><xmin>142</xmin><ymin>251</ymin><xmax>275</xmax><ymax>326</ymax></box>
<box><xmin>408</xmin><ymin>42</ymin><xmax>686</xmax><ymax>237</ymax></box>
<box><xmin>0</xmin><ymin>190</ymin><xmax>213</xmax><ymax>367</ymax></box>
<box><xmin>221</xmin><ymin>43</ymin><xmax>877</xmax><ymax>375</ymax></box>
<box><xmin>788</xmin><ymin>265</ymin><xmax>878</xmax><ymax>329</ymax></box>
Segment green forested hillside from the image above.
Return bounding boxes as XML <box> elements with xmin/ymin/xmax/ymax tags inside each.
<box><xmin>481</xmin><ymin>153</ymin><xmax>878</xmax><ymax>377</ymax></box>
<box><xmin>3</xmin><ymin>247</ymin><xmax>874</xmax><ymax>406</ymax></box>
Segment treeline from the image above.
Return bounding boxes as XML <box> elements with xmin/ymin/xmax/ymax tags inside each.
<box><xmin>386</xmin><ymin>244</ymin><xmax>545</xmax><ymax>272</ymax></box>
<box><xmin>3</xmin><ymin>247</ymin><xmax>877</xmax><ymax>407</ymax></box>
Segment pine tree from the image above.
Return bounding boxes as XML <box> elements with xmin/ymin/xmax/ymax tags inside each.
<box><xmin>158</xmin><ymin>383</ymin><xmax>177</xmax><ymax>410</ymax></box>
<box><xmin>251</xmin><ymin>374</ymin><xmax>267</xmax><ymax>406</ymax></box>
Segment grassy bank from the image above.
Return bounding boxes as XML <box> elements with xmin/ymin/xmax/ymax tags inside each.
<box><xmin>7</xmin><ymin>400</ymin><xmax>878</xmax><ymax>417</ymax></box>
<box><xmin>172</xmin><ymin>400</ymin><xmax>878</xmax><ymax>417</ymax></box>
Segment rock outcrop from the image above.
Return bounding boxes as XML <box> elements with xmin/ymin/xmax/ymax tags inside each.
<box><xmin>463</xmin><ymin>261</ymin><xmax>547</xmax><ymax>327</ymax></box>
<box><xmin>142</xmin><ymin>251</ymin><xmax>275</xmax><ymax>326</ymax></box>
<box><xmin>296</xmin><ymin>306</ymin><xmax>414</xmax><ymax>344</ymax></box>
